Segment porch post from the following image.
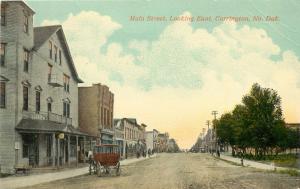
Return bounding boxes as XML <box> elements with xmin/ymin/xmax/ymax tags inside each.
<box><xmin>68</xmin><ymin>135</ymin><xmax>70</xmax><ymax>166</ymax></box>
<box><xmin>76</xmin><ymin>135</ymin><xmax>78</xmax><ymax>167</ymax></box>
<box><xmin>83</xmin><ymin>136</ymin><xmax>86</xmax><ymax>163</ymax></box>
<box><xmin>63</xmin><ymin>138</ymin><xmax>66</xmax><ymax>165</ymax></box>
<box><xmin>52</xmin><ymin>133</ymin><xmax>56</xmax><ymax>167</ymax></box>
<box><xmin>57</xmin><ymin>138</ymin><xmax>60</xmax><ymax>168</ymax></box>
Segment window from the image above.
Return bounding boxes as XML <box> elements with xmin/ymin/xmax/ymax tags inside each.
<box><xmin>67</xmin><ymin>103</ymin><xmax>70</xmax><ymax>117</ymax></box>
<box><xmin>35</xmin><ymin>91</ymin><xmax>40</xmax><ymax>112</ymax></box>
<box><xmin>59</xmin><ymin>50</ymin><xmax>62</xmax><ymax>65</ymax></box>
<box><xmin>49</xmin><ymin>41</ymin><xmax>52</xmax><ymax>59</ymax></box>
<box><xmin>54</xmin><ymin>45</ymin><xmax>57</xmax><ymax>62</ymax></box>
<box><xmin>111</xmin><ymin>112</ymin><xmax>113</xmax><ymax>127</ymax></box>
<box><xmin>101</xmin><ymin>107</ymin><xmax>104</xmax><ymax>125</ymax></box>
<box><xmin>0</xmin><ymin>82</ymin><xmax>5</xmax><ymax>108</ymax></box>
<box><xmin>104</xmin><ymin>108</ymin><xmax>107</xmax><ymax>126</ymax></box>
<box><xmin>1</xmin><ymin>4</ymin><xmax>6</xmax><ymax>26</ymax></box>
<box><xmin>63</xmin><ymin>74</ymin><xmax>70</xmax><ymax>92</ymax></box>
<box><xmin>63</xmin><ymin>102</ymin><xmax>70</xmax><ymax>117</ymax></box>
<box><xmin>24</xmin><ymin>14</ymin><xmax>28</xmax><ymax>33</ymax></box>
<box><xmin>23</xmin><ymin>49</ymin><xmax>29</xmax><ymax>72</ymax></box>
<box><xmin>1</xmin><ymin>43</ymin><xmax>6</xmax><ymax>66</ymax></box>
<box><xmin>47</xmin><ymin>102</ymin><xmax>52</xmax><ymax>112</ymax></box>
<box><xmin>48</xmin><ymin>64</ymin><xmax>52</xmax><ymax>82</ymax></box>
<box><xmin>23</xmin><ymin>86</ymin><xmax>28</xmax><ymax>111</ymax></box>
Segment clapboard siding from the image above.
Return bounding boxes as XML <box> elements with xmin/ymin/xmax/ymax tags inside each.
<box><xmin>0</xmin><ymin>1</ymin><xmax>80</xmax><ymax>174</ymax></box>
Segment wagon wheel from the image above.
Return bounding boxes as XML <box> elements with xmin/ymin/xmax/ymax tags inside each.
<box><xmin>115</xmin><ymin>162</ymin><xmax>121</xmax><ymax>176</ymax></box>
<box><xmin>97</xmin><ymin>162</ymin><xmax>103</xmax><ymax>177</ymax></box>
<box><xmin>89</xmin><ymin>162</ymin><xmax>92</xmax><ymax>175</ymax></box>
<box><xmin>93</xmin><ymin>161</ymin><xmax>97</xmax><ymax>174</ymax></box>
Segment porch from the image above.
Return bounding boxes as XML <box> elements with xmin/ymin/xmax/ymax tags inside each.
<box><xmin>15</xmin><ymin>119</ymin><xmax>96</xmax><ymax>169</ymax></box>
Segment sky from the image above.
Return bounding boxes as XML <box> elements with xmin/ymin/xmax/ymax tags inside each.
<box><xmin>26</xmin><ymin>0</ymin><xmax>300</xmax><ymax>149</ymax></box>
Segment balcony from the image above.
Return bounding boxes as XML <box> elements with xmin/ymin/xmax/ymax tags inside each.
<box><xmin>22</xmin><ymin>111</ymin><xmax>72</xmax><ymax>125</ymax></box>
<box><xmin>48</xmin><ymin>74</ymin><xmax>63</xmax><ymax>87</ymax></box>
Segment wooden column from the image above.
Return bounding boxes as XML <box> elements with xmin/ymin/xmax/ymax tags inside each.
<box><xmin>76</xmin><ymin>136</ymin><xmax>78</xmax><ymax>166</ymax></box>
<box><xmin>57</xmin><ymin>138</ymin><xmax>60</xmax><ymax>167</ymax></box>
<box><xmin>52</xmin><ymin>133</ymin><xmax>56</xmax><ymax>167</ymax></box>
<box><xmin>83</xmin><ymin>136</ymin><xmax>86</xmax><ymax>163</ymax></box>
<box><xmin>68</xmin><ymin>135</ymin><xmax>70</xmax><ymax>166</ymax></box>
<box><xmin>63</xmin><ymin>139</ymin><xmax>66</xmax><ymax>165</ymax></box>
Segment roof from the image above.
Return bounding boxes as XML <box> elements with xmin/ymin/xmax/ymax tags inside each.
<box><xmin>125</xmin><ymin>118</ymin><xmax>137</xmax><ymax>125</ymax></box>
<box><xmin>33</xmin><ymin>25</ymin><xmax>83</xmax><ymax>83</ymax></box>
<box><xmin>34</xmin><ymin>25</ymin><xmax>60</xmax><ymax>49</ymax></box>
<box><xmin>2</xmin><ymin>1</ymin><xmax>35</xmax><ymax>14</ymax></box>
<box><xmin>113</xmin><ymin>119</ymin><xmax>124</xmax><ymax>130</ymax></box>
<box><xmin>16</xmin><ymin>119</ymin><xmax>89</xmax><ymax>136</ymax></box>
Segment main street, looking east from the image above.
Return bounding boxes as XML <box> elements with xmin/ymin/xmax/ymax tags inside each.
<box><xmin>20</xmin><ymin>153</ymin><xmax>299</xmax><ymax>189</ymax></box>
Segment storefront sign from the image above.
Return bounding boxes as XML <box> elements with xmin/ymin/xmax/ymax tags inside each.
<box><xmin>58</xmin><ymin>133</ymin><xmax>64</xmax><ymax>139</ymax></box>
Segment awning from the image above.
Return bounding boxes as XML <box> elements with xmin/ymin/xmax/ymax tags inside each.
<box><xmin>16</xmin><ymin>119</ymin><xmax>89</xmax><ymax>136</ymax></box>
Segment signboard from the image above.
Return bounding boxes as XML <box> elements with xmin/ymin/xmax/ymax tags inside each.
<box><xmin>58</xmin><ymin>133</ymin><xmax>64</xmax><ymax>139</ymax></box>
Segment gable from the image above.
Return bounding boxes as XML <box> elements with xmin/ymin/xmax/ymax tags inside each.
<box><xmin>34</xmin><ymin>25</ymin><xmax>83</xmax><ymax>83</ymax></box>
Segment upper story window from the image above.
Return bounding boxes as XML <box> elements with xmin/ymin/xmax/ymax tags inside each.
<box><xmin>47</xmin><ymin>64</ymin><xmax>52</xmax><ymax>82</ymax></box>
<box><xmin>23</xmin><ymin>14</ymin><xmax>29</xmax><ymax>33</ymax></box>
<box><xmin>0</xmin><ymin>82</ymin><xmax>6</xmax><ymax>108</ymax></box>
<box><xmin>54</xmin><ymin>45</ymin><xmax>57</xmax><ymax>62</ymax></box>
<box><xmin>63</xmin><ymin>101</ymin><xmax>70</xmax><ymax>118</ymax></box>
<box><xmin>23</xmin><ymin>85</ymin><xmax>29</xmax><ymax>111</ymax></box>
<box><xmin>0</xmin><ymin>43</ymin><xmax>6</xmax><ymax>66</ymax></box>
<box><xmin>1</xmin><ymin>4</ymin><xmax>6</xmax><ymax>26</ymax></box>
<box><xmin>59</xmin><ymin>50</ymin><xmax>62</xmax><ymax>65</ymax></box>
<box><xmin>47</xmin><ymin>97</ymin><xmax>53</xmax><ymax>112</ymax></box>
<box><xmin>35</xmin><ymin>90</ymin><xmax>41</xmax><ymax>112</ymax></box>
<box><xmin>23</xmin><ymin>49</ymin><xmax>29</xmax><ymax>72</ymax></box>
<box><xmin>63</xmin><ymin>74</ymin><xmax>70</xmax><ymax>92</ymax></box>
<box><xmin>49</xmin><ymin>41</ymin><xmax>52</xmax><ymax>59</ymax></box>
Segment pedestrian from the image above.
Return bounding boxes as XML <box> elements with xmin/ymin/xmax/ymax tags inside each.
<box><xmin>148</xmin><ymin>149</ymin><xmax>151</xmax><ymax>157</ymax></box>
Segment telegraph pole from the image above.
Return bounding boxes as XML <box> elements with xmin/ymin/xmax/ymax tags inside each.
<box><xmin>211</xmin><ymin>110</ymin><xmax>218</xmax><ymax>121</ymax></box>
<box><xmin>211</xmin><ymin>110</ymin><xmax>218</xmax><ymax>156</ymax></box>
<box><xmin>206</xmin><ymin>120</ymin><xmax>210</xmax><ymax>153</ymax></box>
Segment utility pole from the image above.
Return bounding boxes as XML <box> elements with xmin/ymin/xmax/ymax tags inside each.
<box><xmin>211</xmin><ymin>110</ymin><xmax>218</xmax><ymax>121</ymax></box>
<box><xmin>206</xmin><ymin>120</ymin><xmax>210</xmax><ymax>153</ymax></box>
<box><xmin>211</xmin><ymin>110</ymin><xmax>218</xmax><ymax>156</ymax></box>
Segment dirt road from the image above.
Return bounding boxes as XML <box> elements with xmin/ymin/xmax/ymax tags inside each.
<box><xmin>21</xmin><ymin>153</ymin><xmax>300</xmax><ymax>189</ymax></box>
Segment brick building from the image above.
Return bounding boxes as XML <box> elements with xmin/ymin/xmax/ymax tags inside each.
<box><xmin>78</xmin><ymin>83</ymin><xmax>114</xmax><ymax>145</ymax></box>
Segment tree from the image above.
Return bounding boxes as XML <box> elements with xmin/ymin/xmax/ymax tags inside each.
<box><xmin>216</xmin><ymin>113</ymin><xmax>235</xmax><ymax>146</ymax></box>
<box><xmin>242</xmin><ymin>83</ymin><xmax>285</xmax><ymax>156</ymax></box>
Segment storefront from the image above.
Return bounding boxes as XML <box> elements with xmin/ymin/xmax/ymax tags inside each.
<box><xmin>100</xmin><ymin>128</ymin><xmax>114</xmax><ymax>144</ymax></box>
<box><xmin>16</xmin><ymin>119</ymin><xmax>89</xmax><ymax>168</ymax></box>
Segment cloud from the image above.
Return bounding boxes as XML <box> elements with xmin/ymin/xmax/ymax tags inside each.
<box><xmin>42</xmin><ymin>11</ymin><xmax>122</xmax><ymax>85</ymax></box>
<box><xmin>41</xmin><ymin>11</ymin><xmax>300</xmax><ymax>148</ymax></box>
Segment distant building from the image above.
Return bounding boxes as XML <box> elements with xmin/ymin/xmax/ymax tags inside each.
<box><xmin>286</xmin><ymin>123</ymin><xmax>300</xmax><ymax>130</ymax></box>
<box><xmin>0</xmin><ymin>1</ymin><xmax>86</xmax><ymax>173</ymax></box>
<box><xmin>146</xmin><ymin>129</ymin><xmax>159</xmax><ymax>152</ymax></box>
<box><xmin>78</xmin><ymin>83</ymin><xmax>114</xmax><ymax>144</ymax></box>
<box><xmin>113</xmin><ymin>118</ymin><xmax>125</xmax><ymax>158</ymax></box>
<box><xmin>114</xmin><ymin>118</ymin><xmax>147</xmax><ymax>158</ymax></box>
<box><xmin>157</xmin><ymin>133</ymin><xmax>169</xmax><ymax>152</ymax></box>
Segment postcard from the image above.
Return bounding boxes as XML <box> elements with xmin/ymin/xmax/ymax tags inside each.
<box><xmin>0</xmin><ymin>0</ymin><xmax>299</xmax><ymax>188</ymax></box>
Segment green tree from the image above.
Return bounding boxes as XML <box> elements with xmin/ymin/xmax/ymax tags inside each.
<box><xmin>241</xmin><ymin>83</ymin><xmax>284</xmax><ymax>156</ymax></box>
<box><xmin>216</xmin><ymin>113</ymin><xmax>235</xmax><ymax>146</ymax></box>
